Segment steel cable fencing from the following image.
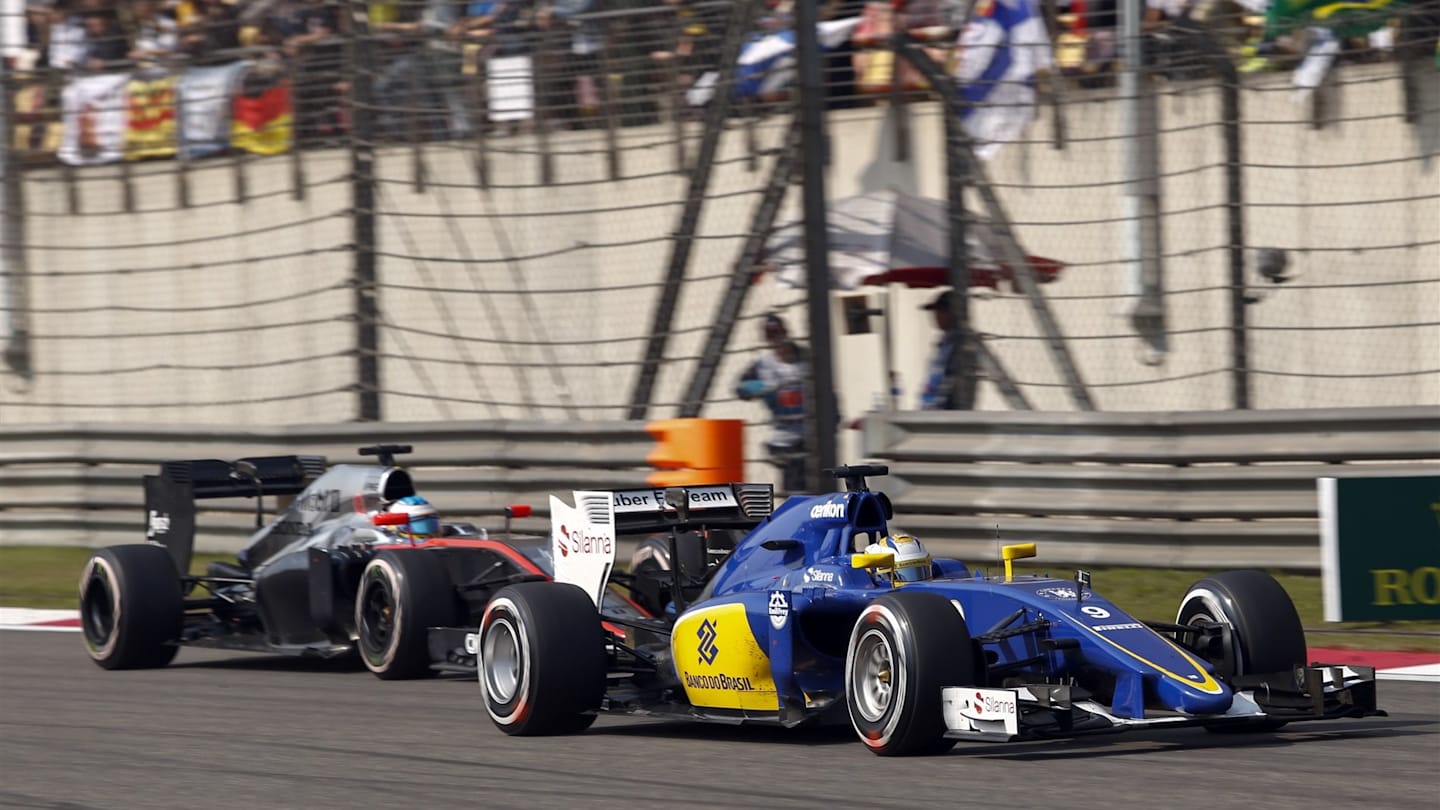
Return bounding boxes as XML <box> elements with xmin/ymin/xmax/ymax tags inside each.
<box><xmin>1</xmin><ymin>2</ymin><xmax>1436</xmax><ymax>440</ymax></box>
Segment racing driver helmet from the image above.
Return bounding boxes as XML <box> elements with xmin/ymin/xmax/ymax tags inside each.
<box><xmin>385</xmin><ymin>495</ymin><xmax>441</xmax><ymax>540</ymax></box>
<box><xmin>864</xmin><ymin>533</ymin><xmax>934</xmax><ymax>584</ymax></box>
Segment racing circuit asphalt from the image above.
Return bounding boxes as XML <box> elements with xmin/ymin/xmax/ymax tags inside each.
<box><xmin>1</xmin><ymin>631</ymin><xmax>1437</xmax><ymax>810</ymax></box>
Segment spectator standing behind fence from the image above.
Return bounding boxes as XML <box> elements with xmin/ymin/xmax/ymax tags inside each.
<box><xmin>735</xmin><ymin>314</ymin><xmax>809</xmax><ymax>492</ymax></box>
<box><xmin>452</xmin><ymin>1</ymin><xmax>539</xmax><ymax>132</ymax></box>
<box><xmin>129</xmin><ymin>0</ymin><xmax>179</xmax><ymax>63</ymax></box>
<box><xmin>81</xmin><ymin>8</ymin><xmax>128</xmax><ymax>71</ymax></box>
<box><xmin>373</xmin><ymin>0</ymin><xmax>473</xmax><ymax>139</ymax></box>
<box><xmin>536</xmin><ymin>0</ymin><xmax>601</xmax><ymax>126</ymax></box>
<box><xmin>260</xmin><ymin>0</ymin><xmax>348</xmax><ymax>141</ymax></box>
<box><xmin>919</xmin><ymin>290</ymin><xmax>964</xmax><ymax>410</ymax></box>
<box><xmin>47</xmin><ymin>1</ymin><xmax>91</xmax><ymax>71</ymax></box>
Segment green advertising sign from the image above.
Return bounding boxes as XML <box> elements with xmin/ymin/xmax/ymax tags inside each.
<box><xmin>1319</xmin><ymin>475</ymin><xmax>1440</xmax><ymax>622</ymax></box>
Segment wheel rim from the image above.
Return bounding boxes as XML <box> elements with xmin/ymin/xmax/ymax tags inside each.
<box><xmin>359</xmin><ymin>578</ymin><xmax>396</xmax><ymax>654</ymax></box>
<box><xmin>483</xmin><ymin>618</ymin><xmax>522</xmax><ymax>704</ymax></box>
<box><xmin>80</xmin><ymin>570</ymin><xmax>115</xmax><ymax>650</ymax></box>
<box><xmin>1183</xmin><ymin>591</ymin><xmax>1241</xmax><ymax>676</ymax></box>
<box><xmin>851</xmin><ymin>628</ymin><xmax>895</xmax><ymax>723</ymax></box>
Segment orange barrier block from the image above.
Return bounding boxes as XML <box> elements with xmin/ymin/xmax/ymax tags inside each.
<box><xmin>645</xmin><ymin>418</ymin><xmax>745</xmax><ymax>488</ymax></box>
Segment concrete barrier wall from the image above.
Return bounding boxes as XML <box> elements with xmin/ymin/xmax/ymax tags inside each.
<box><xmin>4</xmin><ymin>407</ymin><xmax>1435</xmax><ymax>569</ymax></box>
<box><xmin>0</xmin><ymin>420</ymin><xmax>655</xmax><ymax>550</ymax></box>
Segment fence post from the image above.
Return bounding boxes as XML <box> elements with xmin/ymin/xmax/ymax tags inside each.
<box><xmin>471</xmin><ymin>49</ymin><xmax>490</xmax><ymax>188</ymax></box>
<box><xmin>940</xmin><ymin>98</ymin><xmax>977</xmax><ymax>410</ymax></box>
<box><xmin>667</xmin><ymin>9</ymin><xmax>687</xmax><ymax>173</ymax></box>
<box><xmin>173</xmin><ymin>63</ymin><xmax>193</xmax><ymax>207</ymax></box>
<box><xmin>796</xmin><ymin>0</ymin><xmax>839</xmax><ymax>489</ymax></box>
<box><xmin>1220</xmin><ymin>56</ymin><xmax>1248</xmax><ymax>409</ymax></box>
<box><xmin>889</xmin><ymin>10</ymin><xmax>910</xmax><ymax>162</ymax></box>
<box><xmin>532</xmin><ymin>26</ymin><xmax>555</xmax><ymax>186</ymax></box>
<box><xmin>289</xmin><ymin>53</ymin><xmax>306</xmax><ymax>201</ymax></box>
<box><xmin>0</xmin><ymin>63</ymin><xmax>32</xmax><ymax>379</ymax></box>
<box><xmin>600</xmin><ymin>18</ymin><xmax>622</xmax><ymax>181</ymax></box>
<box><xmin>409</xmin><ymin>48</ymin><xmax>428</xmax><ymax>193</ymax></box>
<box><xmin>1177</xmin><ymin>22</ymin><xmax>1249</xmax><ymax>409</ymax></box>
<box><xmin>1122</xmin><ymin>0</ymin><xmax>1166</xmax><ymax>366</ymax></box>
<box><xmin>350</xmin><ymin>4</ymin><xmax>381</xmax><ymax>421</ymax></box>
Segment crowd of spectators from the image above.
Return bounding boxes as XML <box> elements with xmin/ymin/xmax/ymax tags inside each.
<box><xmin>13</xmin><ymin>0</ymin><xmax>710</xmax><ymax>143</ymax></box>
<box><xmin>5</xmin><ymin>0</ymin><xmax>1421</xmax><ymax>155</ymax></box>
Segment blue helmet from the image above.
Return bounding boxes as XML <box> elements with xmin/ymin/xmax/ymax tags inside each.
<box><xmin>386</xmin><ymin>495</ymin><xmax>440</xmax><ymax>539</ymax></box>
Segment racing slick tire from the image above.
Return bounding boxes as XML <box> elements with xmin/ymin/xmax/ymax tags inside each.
<box><xmin>478</xmin><ymin>582</ymin><xmax>606</xmax><ymax>736</ymax></box>
<box><xmin>79</xmin><ymin>544</ymin><xmax>183</xmax><ymax>670</ymax></box>
<box><xmin>1177</xmin><ymin>569</ymin><xmax>1306</xmax><ymax>733</ymax></box>
<box><xmin>845</xmin><ymin>590</ymin><xmax>980</xmax><ymax>756</ymax></box>
<box><xmin>356</xmin><ymin>550</ymin><xmax>459</xmax><ymax>680</ymax></box>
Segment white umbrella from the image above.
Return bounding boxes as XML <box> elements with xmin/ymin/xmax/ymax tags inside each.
<box><xmin>765</xmin><ymin>189</ymin><xmax>1061</xmax><ymax>290</ymax></box>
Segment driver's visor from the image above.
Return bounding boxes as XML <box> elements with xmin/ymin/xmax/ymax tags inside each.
<box><xmin>405</xmin><ymin>516</ymin><xmax>440</xmax><ymax>537</ymax></box>
<box><xmin>893</xmin><ymin>557</ymin><xmax>933</xmax><ymax>583</ymax></box>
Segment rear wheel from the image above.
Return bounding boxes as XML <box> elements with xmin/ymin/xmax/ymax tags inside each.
<box><xmin>846</xmin><ymin>590</ymin><xmax>979</xmax><ymax>756</ymax></box>
<box><xmin>356</xmin><ymin>550</ymin><xmax>457</xmax><ymax>680</ymax></box>
<box><xmin>79</xmin><ymin>545</ymin><xmax>183</xmax><ymax>670</ymax></box>
<box><xmin>1177</xmin><ymin>570</ymin><xmax>1306</xmax><ymax>732</ymax></box>
<box><xmin>479</xmin><ymin>582</ymin><xmax>606</xmax><ymax>735</ymax></box>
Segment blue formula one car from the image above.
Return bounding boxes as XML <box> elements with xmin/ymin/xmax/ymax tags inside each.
<box><xmin>472</xmin><ymin>466</ymin><xmax>1382</xmax><ymax>755</ymax></box>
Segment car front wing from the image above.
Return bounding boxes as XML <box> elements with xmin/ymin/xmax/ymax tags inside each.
<box><xmin>942</xmin><ymin>663</ymin><xmax>1384</xmax><ymax>742</ymax></box>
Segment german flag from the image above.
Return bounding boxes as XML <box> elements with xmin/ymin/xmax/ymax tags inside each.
<box><xmin>231</xmin><ymin>77</ymin><xmax>292</xmax><ymax>155</ymax></box>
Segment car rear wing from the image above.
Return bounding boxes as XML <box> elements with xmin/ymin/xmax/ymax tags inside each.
<box><xmin>549</xmin><ymin>483</ymin><xmax>774</xmax><ymax>608</ymax></box>
<box><xmin>143</xmin><ymin>455</ymin><xmax>328</xmax><ymax>575</ymax></box>
<box><xmin>606</xmin><ymin>483</ymin><xmax>776</xmax><ymax>536</ymax></box>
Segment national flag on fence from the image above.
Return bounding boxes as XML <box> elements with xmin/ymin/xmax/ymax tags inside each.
<box><xmin>231</xmin><ymin>75</ymin><xmax>293</xmax><ymax>156</ymax></box>
<box><xmin>124</xmin><ymin>73</ymin><xmax>178</xmax><ymax>161</ymax></box>
<box><xmin>1265</xmin><ymin>0</ymin><xmax>1407</xmax><ymax>40</ymax></box>
<box><xmin>487</xmin><ymin>55</ymin><xmax>535</xmax><ymax>122</ymax></box>
<box><xmin>953</xmin><ymin>0</ymin><xmax>1052</xmax><ymax>160</ymax></box>
<box><xmin>58</xmin><ymin>73</ymin><xmax>129</xmax><ymax>166</ymax></box>
<box><xmin>735</xmin><ymin>18</ymin><xmax>863</xmax><ymax>99</ymax></box>
<box><xmin>178</xmin><ymin>62</ymin><xmax>249</xmax><ymax>159</ymax></box>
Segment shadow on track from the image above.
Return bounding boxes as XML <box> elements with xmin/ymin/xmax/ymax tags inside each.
<box><xmin>937</xmin><ymin>718</ymin><xmax>1435</xmax><ymax>761</ymax></box>
<box><xmin>587</xmin><ymin>718</ymin><xmax>857</xmax><ymax>748</ymax></box>
<box><xmin>169</xmin><ymin>651</ymin><xmax>367</xmax><ymax>674</ymax></box>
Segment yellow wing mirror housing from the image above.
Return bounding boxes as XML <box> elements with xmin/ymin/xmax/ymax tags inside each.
<box><xmin>1002</xmin><ymin>543</ymin><xmax>1037</xmax><ymax>582</ymax></box>
<box><xmin>851</xmin><ymin>551</ymin><xmax>894</xmax><ymax>570</ymax></box>
<box><xmin>852</xmin><ymin>550</ymin><xmax>898</xmax><ymax>587</ymax></box>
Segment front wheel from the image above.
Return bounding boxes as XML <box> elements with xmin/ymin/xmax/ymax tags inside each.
<box><xmin>1177</xmin><ymin>569</ymin><xmax>1306</xmax><ymax>732</ymax></box>
<box><xmin>478</xmin><ymin>582</ymin><xmax>606</xmax><ymax>736</ymax></box>
<box><xmin>846</xmin><ymin>590</ymin><xmax>979</xmax><ymax>756</ymax></box>
<box><xmin>79</xmin><ymin>544</ymin><xmax>183</xmax><ymax>670</ymax></box>
<box><xmin>356</xmin><ymin>550</ymin><xmax>458</xmax><ymax>680</ymax></box>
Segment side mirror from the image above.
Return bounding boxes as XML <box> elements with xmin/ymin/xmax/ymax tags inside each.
<box><xmin>1001</xmin><ymin>542</ymin><xmax>1036</xmax><ymax>582</ymax></box>
<box><xmin>851</xmin><ymin>551</ymin><xmax>894</xmax><ymax>569</ymax></box>
<box><xmin>504</xmin><ymin>504</ymin><xmax>531</xmax><ymax>535</ymax></box>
